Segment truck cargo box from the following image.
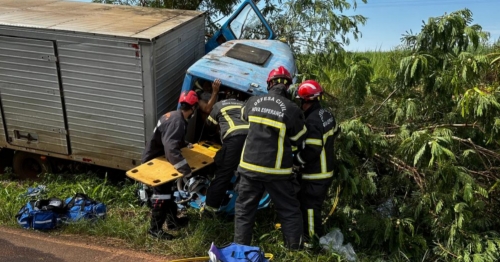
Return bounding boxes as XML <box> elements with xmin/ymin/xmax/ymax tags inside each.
<box><xmin>0</xmin><ymin>0</ymin><xmax>205</xmax><ymax>170</ymax></box>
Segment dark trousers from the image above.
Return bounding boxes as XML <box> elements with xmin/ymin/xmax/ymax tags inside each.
<box><xmin>298</xmin><ymin>177</ymin><xmax>333</xmax><ymax>239</ymax></box>
<box><xmin>234</xmin><ymin>174</ymin><xmax>303</xmax><ymax>249</ymax></box>
<box><xmin>150</xmin><ymin>182</ymin><xmax>178</xmax><ymax>231</ymax></box>
<box><xmin>205</xmin><ymin>135</ymin><xmax>246</xmax><ymax>208</ymax></box>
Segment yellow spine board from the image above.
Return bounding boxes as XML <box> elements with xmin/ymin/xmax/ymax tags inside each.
<box><xmin>126</xmin><ymin>142</ymin><xmax>221</xmax><ymax>186</ymax></box>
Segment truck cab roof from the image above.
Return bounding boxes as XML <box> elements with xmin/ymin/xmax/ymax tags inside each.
<box><xmin>186</xmin><ymin>40</ymin><xmax>296</xmax><ymax>96</ymax></box>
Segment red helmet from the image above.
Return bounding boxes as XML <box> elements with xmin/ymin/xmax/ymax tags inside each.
<box><xmin>267</xmin><ymin>66</ymin><xmax>293</xmax><ymax>87</ymax></box>
<box><xmin>297</xmin><ymin>80</ymin><xmax>323</xmax><ymax>100</ymax></box>
<box><xmin>179</xmin><ymin>90</ymin><xmax>199</xmax><ymax>106</ymax></box>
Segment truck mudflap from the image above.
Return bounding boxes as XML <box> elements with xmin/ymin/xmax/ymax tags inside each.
<box><xmin>126</xmin><ymin>141</ymin><xmax>221</xmax><ymax>187</ymax></box>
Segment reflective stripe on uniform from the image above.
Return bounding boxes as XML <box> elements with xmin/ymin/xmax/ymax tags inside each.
<box><xmin>320</xmin><ymin>149</ymin><xmax>327</xmax><ymax>173</ymax></box>
<box><xmin>207</xmin><ymin>115</ymin><xmax>218</xmax><ymax>125</ymax></box>
<box><xmin>301</xmin><ymin>128</ymin><xmax>335</xmax><ymax>179</ymax></box>
<box><xmin>321</xmin><ymin>129</ymin><xmax>335</xmax><ymax>173</ymax></box>
<box><xmin>151</xmin><ymin>194</ymin><xmax>171</xmax><ymax>200</ymax></box>
<box><xmin>323</xmin><ymin>128</ymin><xmax>335</xmax><ymax>141</ymax></box>
<box><xmin>290</xmin><ymin>125</ymin><xmax>307</xmax><ymax>141</ymax></box>
<box><xmin>240</xmin><ymin>106</ymin><xmax>246</xmax><ymax>121</ymax></box>
<box><xmin>308</xmin><ymin>209</ymin><xmax>314</xmax><ymax>237</ymax></box>
<box><xmin>221</xmin><ymin>105</ymin><xmax>248</xmax><ymax>139</ymax></box>
<box><xmin>296</xmin><ymin>152</ymin><xmax>306</xmax><ymax>165</ymax></box>
<box><xmin>305</xmin><ymin>138</ymin><xmax>322</xmax><ymax>146</ymax></box>
<box><xmin>248</xmin><ymin>116</ymin><xmax>286</xmax><ymax>169</ymax></box>
<box><xmin>221</xmin><ymin>105</ymin><xmax>241</xmax><ymax>128</ymax></box>
<box><xmin>302</xmin><ymin>171</ymin><xmax>334</xmax><ymax>180</ymax></box>
<box><xmin>224</xmin><ymin>125</ymin><xmax>249</xmax><ymax>139</ymax></box>
<box><xmin>174</xmin><ymin>159</ymin><xmax>188</xmax><ymax>169</ymax></box>
<box><xmin>239</xmin><ymin>161</ymin><xmax>292</xmax><ymax>175</ymax></box>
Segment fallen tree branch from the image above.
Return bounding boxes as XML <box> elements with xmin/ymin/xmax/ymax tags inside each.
<box><xmin>371</xmin><ymin>123</ymin><xmax>484</xmax><ymax>134</ymax></box>
<box><xmin>366</xmin><ymin>124</ymin><xmax>401</xmax><ymax>132</ymax></box>
<box><xmin>452</xmin><ymin>136</ymin><xmax>500</xmax><ymax>162</ymax></box>
<box><xmin>435</xmin><ymin>242</ymin><xmax>459</xmax><ymax>259</ymax></box>
<box><xmin>371</xmin><ymin>88</ymin><xmax>398</xmax><ymax>116</ymax></box>
<box><xmin>465</xmin><ymin>168</ymin><xmax>499</xmax><ymax>180</ymax></box>
<box><xmin>374</xmin><ymin>153</ymin><xmax>425</xmax><ymax>190</ymax></box>
<box><xmin>424</xmin><ymin>123</ymin><xmax>485</xmax><ymax>133</ymax></box>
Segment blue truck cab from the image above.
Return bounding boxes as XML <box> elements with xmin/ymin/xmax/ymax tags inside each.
<box><xmin>181</xmin><ymin>0</ymin><xmax>296</xmax><ymax>142</ymax></box>
<box><xmin>183</xmin><ymin>40</ymin><xmax>295</xmax><ymax>98</ymax></box>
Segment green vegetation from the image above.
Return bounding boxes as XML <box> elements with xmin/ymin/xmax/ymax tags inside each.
<box><xmin>2</xmin><ymin>1</ymin><xmax>500</xmax><ymax>261</ymax></box>
<box><xmin>0</xmin><ymin>170</ymin><xmax>344</xmax><ymax>261</ymax></box>
<box><xmin>295</xmin><ymin>8</ymin><xmax>500</xmax><ymax>262</ymax></box>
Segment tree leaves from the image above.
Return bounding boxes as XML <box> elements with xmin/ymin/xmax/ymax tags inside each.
<box><xmin>306</xmin><ymin>7</ymin><xmax>500</xmax><ymax>261</ymax></box>
<box><xmin>267</xmin><ymin>0</ymin><xmax>367</xmax><ymax>53</ymax></box>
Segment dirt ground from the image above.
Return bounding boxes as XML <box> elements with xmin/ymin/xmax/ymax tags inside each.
<box><xmin>0</xmin><ymin>226</ymin><xmax>175</xmax><ymax>262</ymax></box>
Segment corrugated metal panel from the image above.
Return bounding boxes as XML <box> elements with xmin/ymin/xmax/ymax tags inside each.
<box><xmin>0</xmin><ymin>1</ymin><xmax>206</xmax><ymax>170</ymax></box>
<box><xmin>0</xmin><ymin>0</ymin><xmax>203</xmax><ymax>40</ymax></box>
<box><xmin>58</xmin><ymin>40</ymin><xmax>145</xmax><ymax>163</ymax></box>
<box><xmin>154</xmin><ymin>16</ymin><xmax>205</xmax><ymax>118</ymax></box>
<box><xmin>0</xmin><ymin>36</ymin><xmax>68</xmax><ymax>154</ymax></box>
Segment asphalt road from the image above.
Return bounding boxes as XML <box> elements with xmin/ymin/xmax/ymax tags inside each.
<box><xmin>0</xmin><ymin>226</ymin><xmax>170</xmax><ymax>262</ymax></box>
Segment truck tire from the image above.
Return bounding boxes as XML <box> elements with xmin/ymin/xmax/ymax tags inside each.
<box><xmin>12</xmin><ymin>151</ymin><xmax>52</xmax><ymax>180</ymax></box>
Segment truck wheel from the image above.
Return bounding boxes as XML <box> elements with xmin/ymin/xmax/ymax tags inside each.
<box><xmin>12</xmin><ymin>151</ymin><xmax>52</xmax><ymax>180</ymax></box>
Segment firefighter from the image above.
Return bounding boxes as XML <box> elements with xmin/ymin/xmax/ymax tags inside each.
<box><xmin>141</xmin><ymin>90</ymin><xmax>199</xmax><ymax>240</ymax></box>
<box><xmin>294</xmin><ymin>80</ymin><xmax>340</xmax><ymax>244</ymax></box>
<box><xmin>203</xmin><ymin>90</ymin><xmax>249</xmax><ymax>215</ymax></box>
<box><xmin>193</xmin><ymin>79</ymin><xmax>221</xmax><ymax>142</ymax></box>
<box><xmin>234</xmin><ymin>66</ymin><xmax>307</xmax><ymax>250</ymax></box>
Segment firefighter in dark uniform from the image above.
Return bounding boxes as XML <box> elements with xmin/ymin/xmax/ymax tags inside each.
<box><xmin>234</xmin><ymin>66</ymin><xmax>307</xmax><ymax>250</ymax></box>
<box><xmin>141</xmin><ymin>90</ymin><xmax>199</xmax><ymax>240</ymax></box>
<box><xmin>203</xmin><ymin>90</ymin><xmax>249</xmax><ymax>214</ymax></box>
<box><xmin>294</xmin><ymin>80</ymin><xmax>340</xmax><ymax>244</ymax></box>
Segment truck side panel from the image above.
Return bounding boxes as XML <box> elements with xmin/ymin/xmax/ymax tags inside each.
<box><xmin>57</xmin><ymin>40</ymin><xmax>144</xmax><ymax>168</ymax></box>
<box><xmin>0</xmin><ymin>36</ymin><xmax>68</xmax><ymax>154</ymax></box>
<box><xmin>0</xmin><ymin>0</ymin><xmax>205</xmax><ymax>170</ymax></box>
<box><xmin>0</xmin><ymin>25</ymin><xmax>145</xmax><ymax>169</ymax></box>
<box><xmin>154</xmin><ymin>16</ymin><xmax>205</xmax><ymax>119</ymax></box>
<box><xmin>0</xmin><ymin>102</ymin><xmax>6</xmax><ymax>148</ymax></box>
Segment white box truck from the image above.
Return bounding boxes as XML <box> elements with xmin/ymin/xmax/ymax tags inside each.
<box><xmin>0</xmin><ymin>0</ymin><xmax>207</xmax><ymax>177</ymax></box>
<box><xmin>0</xmin><ymin>0</ymin><xmax>295</xmax><ymax>178</ymax></box>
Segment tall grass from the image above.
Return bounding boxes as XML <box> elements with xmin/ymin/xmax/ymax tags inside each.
<box><xmin>0</xmin><ymin>171</ymin><xmax>352</xmax><ymax>261</ymax></box>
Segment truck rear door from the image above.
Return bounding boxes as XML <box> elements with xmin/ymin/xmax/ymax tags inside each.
<box><xmin>0</xmin><ymin>36</ymin><xmax>69</xmax><ymax>155</ymax></box>
<box><xmin>205</xmin><ymin>0</ymin><xmax>275</xmax><ymax>53</ymax></box>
